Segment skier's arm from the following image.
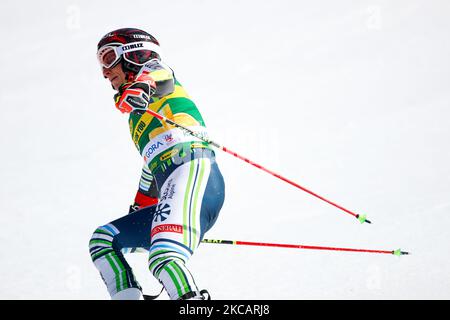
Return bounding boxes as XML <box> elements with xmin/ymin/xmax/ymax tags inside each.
<box><xmin>114</xmin><ymin>60</ymin><xmax>175</xmax><ymax>114</ymax></box>
<box><xmin>129</xmin><ymin>163</ymin><xmax>159</xmax><ymax>213</ymax></box>
<box><xmin>145</xmin><ymin>61</ymin><xmax>175</xmax><ymax>98</ymax></box>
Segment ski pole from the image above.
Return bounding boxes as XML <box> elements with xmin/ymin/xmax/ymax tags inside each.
<box><xmin>145</xmin><ymin>109</ymin><xmax>371</xmax><ymax>224</ymax></box>
<box><xmin>201</xmin><ymin>239</ymin><xmax>410</xmax><ymax>256</ymax></box>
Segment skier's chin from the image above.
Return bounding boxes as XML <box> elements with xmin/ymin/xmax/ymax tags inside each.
<box><xmin>111</xmin><ymin>78</ymin><xmax>122</xmax><ymax>90</ymax></box>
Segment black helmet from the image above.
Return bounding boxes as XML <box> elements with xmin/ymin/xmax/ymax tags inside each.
<box><xmin>97</xmin><ymin>28</ymin><xmax>161</xmax><ymax>79</ymax></box>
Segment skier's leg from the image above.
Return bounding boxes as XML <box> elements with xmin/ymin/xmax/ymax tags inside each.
<box><xmin>89</xmin><ymin>206</ymin><xmax>155</xmax><ymax>299</ymax></box>
<box><xmin>148</xmin><ymin>149</ymin><xmax>225</xmax><ymax>300</ymax></box>
<box><xmin>199</xmin><ymin>158</ymin><xmax>226</xmax><ymax>238</ymax></box>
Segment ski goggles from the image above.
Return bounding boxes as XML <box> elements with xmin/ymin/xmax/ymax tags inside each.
<box><xmin>97</xmin><ymin>41</ymin><xmax>162</xmax><ymax>69</ymax></box>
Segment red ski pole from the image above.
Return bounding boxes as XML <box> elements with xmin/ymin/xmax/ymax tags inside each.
<box><xmin>202</xmin><ymin>239</ymin><xmax>409</xmax><ymax>256</ymax></box>
<box><xmin>145</xmin><ymin>109</ymin><xmax>371</xmax><ymax>224</ymax></box>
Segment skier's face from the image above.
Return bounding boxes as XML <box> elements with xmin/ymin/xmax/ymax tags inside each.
<box><xmin>102</xmin><ymin>63</ymin><xmax>127</xmax><ymax>91</ymax></box>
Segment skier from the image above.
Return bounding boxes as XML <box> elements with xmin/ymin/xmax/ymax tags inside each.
<box><xmin>90</xmin><ymin>28</ymin><xmax>225</xmax><ymax>300</ymax></box>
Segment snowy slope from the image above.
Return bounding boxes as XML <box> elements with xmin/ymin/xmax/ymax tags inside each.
<box><xmin>1</xmin><ymin>0</ymin><xmax>450</xmax><ymax>299</ymax></box>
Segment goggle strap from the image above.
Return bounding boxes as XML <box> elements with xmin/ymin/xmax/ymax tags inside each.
<box><xmin>117</xmin><ymin>41</ymin><xmax>162</xmax><ymax>57</ymax></box>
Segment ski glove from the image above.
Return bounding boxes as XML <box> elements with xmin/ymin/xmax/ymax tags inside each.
<box><xmin>129</xmin><ymin>190</ymin><xmax>158</xmax><ymax>214</ymax></box>
<box><xmin>114</xmin><ymin>71</ymin><xmax>156</xmax><ymax>114</ymax></box>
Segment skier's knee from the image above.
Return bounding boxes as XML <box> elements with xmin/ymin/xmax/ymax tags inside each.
<box><xmin>148</xmin><ymin>247</ymin><xmax>189</xmax><ymax>276</ymax></box>
<box><xmin>89</xmin><ymin>225</ymin><xmax>142</xmax><ymax>298</ymax></box>
<box><xmin>89</xmin><ymin>225</ymin><xmax>116</xmax><ymax>262</ymax></box>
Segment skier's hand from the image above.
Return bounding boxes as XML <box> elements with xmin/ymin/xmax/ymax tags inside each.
<box><xmin>114</xmin><ymin>72</ymin><xmax>156</xmax><ymax>114</ymax></box>
<box><xmin>128</xmin><ymin>190</ymin><xmax>158</xmax><ymax>214</ymax></box>
<box><xmin>128</xmin><ymin>204</ymin><xmax>141</xmax><ymax>214</ymax></box>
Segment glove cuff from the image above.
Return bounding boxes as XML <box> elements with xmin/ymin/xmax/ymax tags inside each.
<box><xmin>134</xmin><ymin>191</ymin><xmax>158</xmax><ymax>208</ymax></box>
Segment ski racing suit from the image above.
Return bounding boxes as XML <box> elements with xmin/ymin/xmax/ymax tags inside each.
<box><xmin>89</xmin><ymin>60</ymin><xmax>225</xmax><ymax>299</ymax></box>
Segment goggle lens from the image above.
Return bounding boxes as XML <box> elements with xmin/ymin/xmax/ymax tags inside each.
<box><xmin>97</xmin><ymin>45</ymin><xmax>121</xmax><ymax>69</ymax></box>
<box><xmin>124</xmin><ymin>50</ymin><xmax>154</xmax><ymax>65</ymax></box>
<box><xmin>102</xmin><ymin>49</ymin><xmax>120</xmax><ymax>68</ymax></box>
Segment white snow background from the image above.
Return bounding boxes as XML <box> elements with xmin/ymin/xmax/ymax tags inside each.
<box><xmin>0</xmin><ymin>0</ymin><xmax>449</xmax><ymax>299</ymax></box>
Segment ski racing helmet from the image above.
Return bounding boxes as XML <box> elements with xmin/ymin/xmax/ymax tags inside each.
<box><xmin>97</xmin><ymin>28</ymin><xmax>161</xmax><ymax>81</ymax></box>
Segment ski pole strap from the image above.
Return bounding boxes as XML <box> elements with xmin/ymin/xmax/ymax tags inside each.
<box><xmin>143</xmin><ymin>286</ymin><xmax>165</xmax><ymax>300</ymax></box>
